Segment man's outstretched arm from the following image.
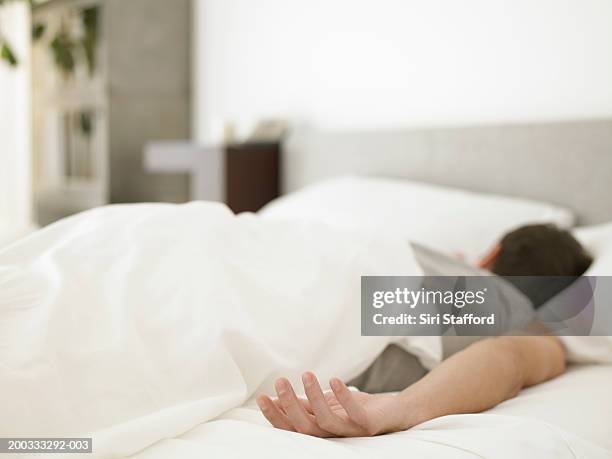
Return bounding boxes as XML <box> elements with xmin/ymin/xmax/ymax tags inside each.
<box><xmin>256</xmin><ymin>336</ymin><xmax>566</xmax><ymax>437</ymax></box>
<box><xmin>394</xmin><ymin>336</ymin><xmax>566</xmax><ymax>428</ymax></box>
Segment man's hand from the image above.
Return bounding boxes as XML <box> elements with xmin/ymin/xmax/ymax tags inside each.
<box><xmin>256</xmin><ymin>337</ymin><xmax>566</xmax><ymax>438</ymax></box>
<box><xmin>256</xmin><ymin>372</ymin><xmax>409</xmax><ymax>437</ymax></box>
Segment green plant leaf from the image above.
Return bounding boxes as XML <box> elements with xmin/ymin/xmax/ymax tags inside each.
<box><xmin>81</xmin><ymin>6</ymin><xmax>99</xmax><ymax>75</ymax></box>
<box><xmin>50</xmin><ymin>31</ymin><xmax>75</xmax><ymax>74</ymax></box>
<box><xmin>1</xmin><ymin>42</ymin><xmax>18</xmax><ymax>66</ymax></box>
<box><xmin>78</xmin><ymin>111</ymin><xmax>93</xmax><ymax>137</ymax></box>
<box><xmin>32</xmin><ymin>22</ymin><xmax>45</xmax><ymax>40</ymax></box>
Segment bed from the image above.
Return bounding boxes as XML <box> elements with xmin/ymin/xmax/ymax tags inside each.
<box><xmin>1</xmin><ymin>119</ymin><xmax>612</xmax><ymax>459</ymax></box>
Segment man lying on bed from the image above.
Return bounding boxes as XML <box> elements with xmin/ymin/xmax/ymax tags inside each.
<box><xmin>256</xmin><ymin>224</ymin><xmax>593</xmax><ymax>438</ymax></box>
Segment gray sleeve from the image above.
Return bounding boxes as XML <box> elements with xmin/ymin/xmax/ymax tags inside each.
<box><xmin>348</xmin><ymin>338</ymin><xmax>484</xmax><ymax>393</ymax></box>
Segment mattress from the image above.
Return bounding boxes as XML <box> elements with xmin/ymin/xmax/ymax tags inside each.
<box><xmin>130</xmin><ymin>364</ymin><xmax>612</xmax><ymax>458</ymax></box>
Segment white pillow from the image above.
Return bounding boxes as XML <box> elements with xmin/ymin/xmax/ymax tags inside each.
<box><xmin>558</xmin><ymin>223</ymin><xmax>612</xmax><ymax>364</ymax></box>
<box><xmin>261</xmin><ymin>176</ymin><xmax>575</xmax><ymax>263</ymax></box>
<box><xmin>574</xmin><ymin>221</ymin><xmax>612</xmax><ymax>276</ymax></box>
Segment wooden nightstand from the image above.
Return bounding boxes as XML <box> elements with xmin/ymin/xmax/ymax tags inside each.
<box><xmin>144</xmin><ymin>141</ymin><xmax>280</xmax><ymax>213</ymax></box>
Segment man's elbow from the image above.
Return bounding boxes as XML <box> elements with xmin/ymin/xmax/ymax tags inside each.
<box><xmin>542</xmin><ymin>336</ymin><xmax>567</xmax><ymax>380</ymax></box>
<box><xmin>490</xmin><ymin>337</ymin><xmax>529</xmax><ymax>397</ymax></box>
<box><xmin>494</xmin><ymin>336</ymin><xmax>567</xmax><ymax>390</ymax></box>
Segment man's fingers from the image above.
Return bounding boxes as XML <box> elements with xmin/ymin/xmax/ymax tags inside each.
<box><xmin>330</xmin><ymin>378</ymin><xmax>371</xmax><ymax>430</ymax></box>
<box><xmin>256</xmin><ymin>394</ymin><xmax>295</xmax><ymax>432</ymax></box>
<box><xmin>302</xmin><ymin>372</ymin><xmax>353</xmax><ymax>435</ymax></box>
<box><xmin>275</xmin><ymin>378</ymin><xmax>330</xmax><ymax>436</ymax></box>
<box><xmin>272</xmin><ymin>397</ymin><xmax>313</xmax><ymax>415</ymax></box>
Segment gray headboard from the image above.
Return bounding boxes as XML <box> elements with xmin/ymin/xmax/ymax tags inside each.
<box><xmin>282</xmin><ymin>119</ymin><xmax>612</xmax><ymax>225</ymax></box>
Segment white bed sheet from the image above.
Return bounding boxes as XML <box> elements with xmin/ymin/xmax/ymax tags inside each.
<box><xmin>131</xmin><ymin>364</ymin><xmax>612</xmax><ymax>459</ymax></box>
<box><xmin>488</xmin><ymin>364</ymin><xmax>612</xmax><ymax>450</ymax></box>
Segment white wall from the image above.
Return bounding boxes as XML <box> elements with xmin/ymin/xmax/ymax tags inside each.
<box><xmin>0</xmin><ymin>2</ymin><xmax>31</xmax><ymax>235</ymax></box>
<box><xmin>193</xmin><ymin>0</ymin><xmax>612</xmax><ymax>141</ymax></box>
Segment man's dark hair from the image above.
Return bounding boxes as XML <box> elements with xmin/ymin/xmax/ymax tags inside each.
<box><xmin>491</xmin><ymin>224</ymin><xmax>593</xmax><ymax>307</ymax></box>
<box><xmin>492</xmin><ymin>224</ymin><xmax>592</xmax><ymax>277</ymax></box>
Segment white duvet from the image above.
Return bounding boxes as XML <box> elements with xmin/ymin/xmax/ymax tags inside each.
<box><xmin>0</xmin><ymin>202</ymin><xmax>426</xmax><ymax>457</ymax></box>
<box><xmin>0</xmin><ymin>203</ymin><xmax>608</xmax><ymax>459</ymax></box>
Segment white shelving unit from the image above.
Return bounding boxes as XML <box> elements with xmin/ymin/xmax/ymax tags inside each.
<box><xmin>32</xmin><ymin>0</ymin><xmax>191</xmax><ymax>225</ymax></box>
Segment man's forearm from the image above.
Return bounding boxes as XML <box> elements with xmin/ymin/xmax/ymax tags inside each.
<box><xmin>257</xmin><ymin>336</ymin><xmax>566</xmax><ymax>437</ymax></box>
<box><xmin>393</xmin><ymin>336</ymin><xmax>566</xmax><ymax>431</ymax></box>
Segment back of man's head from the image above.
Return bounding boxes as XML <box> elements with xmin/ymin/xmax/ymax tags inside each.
<box><xmin>491</xmin><ymin>224</ymin><xmax>592</xmax><ymax>277</ymax></box>
<box><xmin>490</xmin><ymin>224</ymin><xmax>593</xmax><ymax>308</ymax></box>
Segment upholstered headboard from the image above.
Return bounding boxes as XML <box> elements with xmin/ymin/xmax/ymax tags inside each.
<box><xmin>282</xmin><ymin>119</ymin><xmax>612</xmax><ymax>225</ymax></box>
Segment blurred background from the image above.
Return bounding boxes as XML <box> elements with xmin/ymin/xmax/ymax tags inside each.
<box><xmin>1</xmin><ymin>0</ymin><xmax>612</xmax><ymax>245</ymax></box>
